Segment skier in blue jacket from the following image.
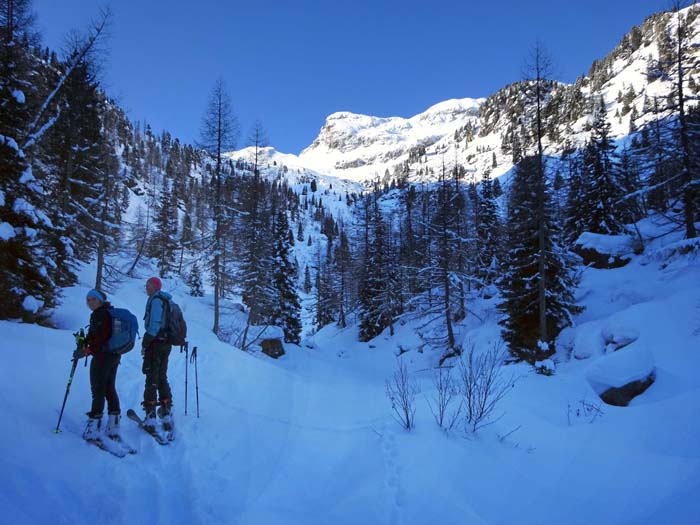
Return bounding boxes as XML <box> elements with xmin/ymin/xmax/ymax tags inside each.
<box><xmin>141</xmin><ymin>277</ymin><xmax>173</xmax><ymax>432</ymax></box>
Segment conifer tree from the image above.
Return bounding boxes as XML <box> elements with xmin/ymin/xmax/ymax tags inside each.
<box><xmin>0</xmin><ymin>1</ymin><xmax>56</xmax><ymax>319</ymax></box>
<box><xmin>499</xmin><ymin>156</ymin><xmax>582</xmax><ymax>363</ymax></box>
<box><xmin>475</xmin><ymin>170</ymin><xmax>500</xmax><ymax>287</ymax></box>
<box><xmin>271</xmin><ymin>209</ymin><xmax>301</xmax><ymax>343</ymax></box>
<box><xmin>188</xmin><ymin>263</ymin><xmax>204</xmax><ymax>297</ymax></box>
<box><xmin>576</xmin><ymin>98</ymin><xmax>626</xmax><ymax>236</ymax></box>
<box><xmin>334</xmin><ymin>228</ymin><xmax>352</xmax><ymax>328</ymax></box>
<box><xmin>358</xmin><ymin>194</ymin><xmax>400</xmax><ymax>341</ymax></box>
<box><xmin>199</xmin><ymin>77</ymin><xmax>239</xmax><ymax>334</ymax></box>
<box><xmin>153</xmin><ymin>177</ymin><xmax>179</xmax><ymax>277</ymax></box>
<box><xmin>303</xmin><ymin>264</ymin><xmax>312</xmax><ymax>294</ymax></box>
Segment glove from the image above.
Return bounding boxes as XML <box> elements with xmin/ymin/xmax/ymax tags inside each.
<box><xmin>84</xmin><ymin>345</ymin><xmax>94</xmax><ymax>356</ymax></box>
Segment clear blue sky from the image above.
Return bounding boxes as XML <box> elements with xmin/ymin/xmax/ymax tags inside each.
<box><xmin>34</xmin><ymin>0</ymin><xmax>665</xmax><ymax>154</ymax></box>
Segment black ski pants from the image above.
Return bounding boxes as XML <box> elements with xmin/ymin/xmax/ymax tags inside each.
<box><xmin>89</xmin><ymin>352</ymin><xmax>121</xmax><ymax>417</ymax></box>
<box><xmin>143</xmin><ymin>342</ymin><xmax>172</xmax><ymax>407</ymax></box>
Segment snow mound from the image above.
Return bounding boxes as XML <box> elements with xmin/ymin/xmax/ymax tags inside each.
<box><xmin>586</xmin><ymin>345</ymin><xmax>655</xmax><ymax>394</ymax></box>
<box><xmin>601</xmin><ymin>323</ymin><xmax>639</xmax><ymax>352</ymax></box>
<box><xmin>575</xmin><ymin>232</ymin><xmax>635</xmax><ymax>257</ymax></box>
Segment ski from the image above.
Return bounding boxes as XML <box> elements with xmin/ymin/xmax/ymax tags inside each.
<box><xmin>126</xmin><ymin>409</ymin><xmax>169</xmax><ymax>446</ymax></box>
<box><xmin>107</xmin><ymin>434</ymin><xmax>137</xmax><ymax>455</ymax></box>
<box><xmin>84</xmin><ymin>437</ymin><xmax>127</xmax><ymax>458</ymax></box>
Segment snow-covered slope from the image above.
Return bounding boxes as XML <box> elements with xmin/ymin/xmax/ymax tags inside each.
<box><xmin>298</xmin><ymin>98</ymin><xmax>483</xmax><ymax>182</ymax></box>
<box><xmin>1</xmin><ymin>217</ymin><xmax>699</xmax><ymax>524</ymax></box>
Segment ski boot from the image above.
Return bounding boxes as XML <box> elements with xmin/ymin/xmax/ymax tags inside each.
<box><xmin>82</xmin><ymin>413</ymin><xmax>102</xmax><ymax>440</ymax></box>
<box><xmin>142</xmin><ymin>401</ymin><xmax>157</xmax><ymax>434</ymax></box>
<box><xmin>105</xmin><ymin>413</ymin><xmax>121</xmax><ymax>440</ymax></box>
<box><xmin>158</xmin><ymin>398</ymin><xmax>173</xmax><ymax>434</ymax></box>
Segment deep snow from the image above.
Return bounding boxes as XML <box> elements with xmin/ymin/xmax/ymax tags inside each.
<box><xmin>1</xmin><ymin>213</ymin><xmax>699</xmax><ymax>524</ymax></box>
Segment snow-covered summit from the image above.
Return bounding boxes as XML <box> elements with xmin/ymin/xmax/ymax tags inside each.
<box><xmin>282</xmin><ymin>6</ymin><xmax>700</xmax><ymax>187</ymax></box>
<box><xmin>299</xmin><ymin>98</ymin><xmax>484</xmax><ymax>181</ymax></box>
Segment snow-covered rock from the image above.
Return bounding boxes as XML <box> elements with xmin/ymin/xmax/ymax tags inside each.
<box><xmin>586</xmin><ymin>345</ymin><xmax>656</xmax><ymax>406</ymax></box>
<box><xmin>573</xmin><ymin>232</ymin><xmax>635</xmax><ymax>269</ymax></box>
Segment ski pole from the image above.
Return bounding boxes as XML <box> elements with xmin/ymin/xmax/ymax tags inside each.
<box><xmin>54</xmin><ymin>329</ymin><xmax>85</xmax><ymax>433</ymax></box>
<box><xmin>190</xmin><ymin>346</ymin><xmax>199</xmax><ymax>418</ymax></box>
<box><xmin>182</xmin><ymin>342</ymin><xmax>189</xmax><ymax>416</ymax></box>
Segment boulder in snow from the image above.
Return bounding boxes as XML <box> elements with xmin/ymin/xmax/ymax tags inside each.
<box><xmin>261</xmin><ymin>338</ymin><xmax>285</xmax><ymax>359</ymax></box>
<box><xmin>586</xmin><ymin>345</ymin><xmax>655</xmax><ymax>407</ymax></box>
<box><xmin>573</xmin><ymin>232</ymin><xmax>634</xmax><ymax>269</ymax></box>
<box><xmin>244</xmin><ymin>325</ymin><xmax>286</xmax><ymax>358</ymax></box>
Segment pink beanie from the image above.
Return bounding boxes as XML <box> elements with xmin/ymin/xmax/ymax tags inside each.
<box><xmin>147</xmin><ymin>277</ymin><xmax>162</xmax><ymax>291</ymax></box>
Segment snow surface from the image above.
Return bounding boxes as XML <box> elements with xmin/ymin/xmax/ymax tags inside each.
<box><xmin>586</xmin><ymin>345</ymin><xmax>655</xmax><ymax>393</ymax></box>
<box><xmin>1</xmin><ymin>216</ymin><xmax>699</xmax><ymax>523</ymax></box>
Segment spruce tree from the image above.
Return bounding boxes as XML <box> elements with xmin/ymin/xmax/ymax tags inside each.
<box><xmin>303</xmin><ymin>264</ymin><xmax>312</xmax><ymax>294</ymax></box>
<box><xmin>358</xmin><ymin>195</ymin><xmax>398</xmax><ymax>341</ymax></box>
<box><xmin>576</xmin><ymin>98</ymin><xmax>626</xmax><ymax>236</ymax></box>
<box><xmin>271</xmin><ymin>209</ymin><xmax>301</xmax><ymax>343</ymax></box>
<box><xmin>153</xmin><ymin>177</ymin><xmax>179</xmax><ymax>277</ymax></box>
<box><xmin>334</xmin><ymin>228</ymin><xmax>352</xmax><ymax>328</ymax></box>
<box><xmin>314</xmin><ymin>248</ymin><xmax>335</xmax><ymax>329</ymax></box>
<box><xmin>475</xmin><ymin>170</ymin><xmax>501</xmax><ymax>287</ymax></box>
<box><xmin>0</xmin><ymin>3</ymin><xmax>56</xmax><ymax>319</ymax></box>
<box><xmin>188</xmin><ymin>263</ymin><xmax>205</xmax><ymax>297</ymax></box>
<box><xmin>499</xmin><ymin>156</ymin><xmax>582</xmax><ymax>363</ymax></box>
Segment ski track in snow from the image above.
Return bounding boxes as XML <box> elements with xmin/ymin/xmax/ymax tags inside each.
<box><xmin>380</xmin><ymin>424</ymin><xmax>405</xmax><ymax>525</ymax></box>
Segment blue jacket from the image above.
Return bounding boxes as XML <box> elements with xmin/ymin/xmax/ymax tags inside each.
<box><xmin>144</xmin><ymin>291</ymin><xmax>172</xmax><ymax>338</ymax></box>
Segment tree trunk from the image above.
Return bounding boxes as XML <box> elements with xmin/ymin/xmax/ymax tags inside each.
<box><xmin>535</xmin><ymin>65</ymin><xmax>548</xmax><ymax>346</ymax></box>
<box><xmin>676</xmin><ymin>10</ymin><xmax>697</xmax><ymax>239</ymax></box>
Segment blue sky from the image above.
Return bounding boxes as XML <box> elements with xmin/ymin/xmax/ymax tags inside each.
<box><xmin>34</xmin><ymin>0</ymin><xmax>664</xmax><ymax>154</ymax></box>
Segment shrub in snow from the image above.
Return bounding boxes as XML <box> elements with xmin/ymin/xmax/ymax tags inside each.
<box><xmin>567</xmin><ymin>397</ymin><xmax>604</xmax><ymax>425</ymax></box>
<box><xmin>425</xmin><ymin>367</ymin><xmax>462</xmax><ymax>432</ymax></box>
<box><xmin>385</xmin><ymin>358</ymin><xmax>418</xmax><ymax>431</ymax></box>
<box><xmin>646</xmin><ymin>238</ymin><xmax>700</xmax><ymax>266</ymax></box>
<box><xmin>458</xmin><ymin>343</ymin><xmax>514</xmax><ymax>433</ymax></box>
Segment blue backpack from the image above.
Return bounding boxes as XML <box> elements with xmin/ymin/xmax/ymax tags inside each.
<box><xmin>105</xmin><ymin>307</ymin><xmax>139</xmax><ymax>354</ymax></box>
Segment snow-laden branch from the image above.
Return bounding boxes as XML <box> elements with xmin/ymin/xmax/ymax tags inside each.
<box><xmin>22</xmin><ymin>9</ymin><xmax>110</xmax><ymax>149</ymax></box>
